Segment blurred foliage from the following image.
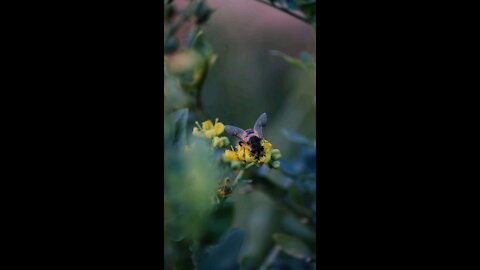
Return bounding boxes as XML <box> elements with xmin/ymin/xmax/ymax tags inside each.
<box><xmin>164</xmin><ymin>0</ymin><xmax>316</xmax><ymax>269</ymax></box>
<box><xmin>258</xmin><ymin>0</ymin><xmax>316</xmax><ymax>27</ymax></box>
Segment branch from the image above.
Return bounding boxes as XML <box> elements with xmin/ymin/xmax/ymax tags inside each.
<box><xmin>254</xmin><ymin>0</ymin><xmax>311</xmax><ymax>25</ymax></box>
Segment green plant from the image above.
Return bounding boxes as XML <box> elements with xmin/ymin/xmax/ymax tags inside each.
<box><xmin>164</xmin><ymin>1</ymin><xmax>316</xmax><ymax>269</ymax></box>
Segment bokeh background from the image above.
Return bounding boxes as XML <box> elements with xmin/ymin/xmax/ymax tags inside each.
<box><xmin>165</xmin><ymin>0</ymin><xmax>316</xmax><ymax>268</ymax></box>
<box><xmin>194</xmin><ymin>0</ymin><xmax>316</xmax><ymax>151</ymax></box>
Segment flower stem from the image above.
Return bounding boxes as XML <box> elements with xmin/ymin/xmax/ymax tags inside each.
<box><xmin>233</xmin><ymin>169</ymin><xmax>245</xmax><ymax>186</ymax></box>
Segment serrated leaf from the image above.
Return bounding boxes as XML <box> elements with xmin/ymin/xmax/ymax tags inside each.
<box><xmin>169</xmin><ymin>108</ymin><xmax>189</xmax><ymax>146</ymax></box>
<box><xmin>273</xmin><ymin>233</ymin><xmax>312</xmax><ymax>260</ymax></box>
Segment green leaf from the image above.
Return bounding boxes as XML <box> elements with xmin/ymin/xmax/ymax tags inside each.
<box><xmin>192</xmin><ymin>31</ymin><xmax>213</xmax><ymax>58</ymax></box>
<box><xmin>273</xmin><ymin>233</ymin><xmax>313</xmax><ymax>260</ymax></box>
<box><xmin>299</xmin><ymin>51</ymin><xmax>315</xmax><ymax>67</ymax></box>
<box><xmin>182</xmin><ymin>31</ymin><xmax>217</xmax><ymax>91</ymax></box>
<box><xmin>169</xmin><ymin>108</ymin><xmax>189</xmax><ymax>146</ymax></box>
<box><xmin>200</xmin><ymin>203</ymin><xmax>235</xmax><ymax>246</ymax></box>
<box><xmin>165</xmin><ymin>217</ymin><xmax>187</xmax><ymax>242</ymax></box>
<box><xmin>294</xmin><ymin>0</ymin><xmax>316</xmax><ymax>21</ymax></box>
<box><xmin>271</xmin><ymin>50</ymin><xmax>315</xmax><ymax>72</ymax></box>
<box><xmin>283</xmin><ymin>0</ymin><xmax>300</xmax><ymax>10</ymax></box>
<box><xmin>193</xmin><ymin>228</ymin><xmax>245</xmax><ymax>270</ymax></box>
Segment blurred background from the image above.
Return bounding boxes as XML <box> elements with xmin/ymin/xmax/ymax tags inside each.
<box><xmin>165</xmin><ymin>0</ymin><xmax>316</xmax><ymax>269</ymax></box>
<box><xmin>193</xmin><ymin>0</ymin><xmax>316</xmax><ymax>151</ymax></box>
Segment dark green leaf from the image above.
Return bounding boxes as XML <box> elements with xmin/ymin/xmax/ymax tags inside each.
<box><xmin>165</xmin><ymin>218</ymin><xmax>187</xmax><ymax>242</ymax></box>
<box><xmin>192</xmin><ymin>31</ymin><xmax>213</xmax><ymax>58</ymax></box>
<box><xmin>295</xmin><ymin>0</ymin><xmax>316</xmax><ymax>21</ymax></box>
<box><xmin>284</xmin><ymin>0</ymin><xmax>300</xmax><ymax>10</ymax></box>
<box><xmin>193</xmin><ymin>228</ymin><xmax>245</xmax><ymax>270</ymax></box>
<box><xmin>169</xmin><ymin>108</ymin><xmax>189</xmax><ymax>146</ymax></box>
<box><xmin>273</xmin><ymin>233</ymin><xmax>312</xmax><ymax>260</ymax></box>
<box><xmin>200</xmin><ymin>203</ymin><xmax>235</xmax><ymax>246</ymax></box>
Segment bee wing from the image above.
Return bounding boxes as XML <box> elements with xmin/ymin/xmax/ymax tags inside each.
<box><xmin>224</xmin><ymin>125</ymin><xmax>245</xmax><ymax>140</ymax></box>
<box><xmin>253</xmin><ymin>113</ymin><xmax>267</xmax><ymax>138</ymax></box>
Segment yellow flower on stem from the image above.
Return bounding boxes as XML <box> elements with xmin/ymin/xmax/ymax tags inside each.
<box><xmin>191</xmin><ymin>118</ymin><xmax>229</xmax><ymax>148</ymax></box>
<box><xmin>224</xmin><ymin>147</ymin><xmax>238</xmax><ymax>161</ymax></box>
<box><xmin>194</xmin><ymin>118</ymin><xmax>224</xmax><ymax>139</ymax></box>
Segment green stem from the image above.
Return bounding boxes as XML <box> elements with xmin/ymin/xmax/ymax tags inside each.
<box><xmin>233</xmin><ymin>169</ymin><xmax>245</xmax><ymax>187</ymax></box>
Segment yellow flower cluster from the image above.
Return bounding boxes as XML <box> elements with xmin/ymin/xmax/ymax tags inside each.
<box><xmin>192</xmin><ymin>118</ymin><xmax>230</xmax><ymax>148</ymax></box>
<box><xmin>224</xmin><ymin>139</ymin><xmax>281</xmax><ymax>168</ymax></box>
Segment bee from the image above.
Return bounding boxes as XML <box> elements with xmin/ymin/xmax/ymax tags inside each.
<box><xmin>224</xmin><ymin>113</ymin><xmax>267</xmax><ymax>160</ymax></box>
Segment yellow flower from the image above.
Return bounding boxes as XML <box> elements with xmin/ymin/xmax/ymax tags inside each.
<box><xmin>223</xmin><ymin>139</ymin><xmax>278</xmax><ymax>168</ymax></box>
<box><xmin>202</xmin><ymin>119</ymin><xmax>224</xmax><ymax>139</ymax></box>
<box><xmin>193</xmin><ymin>118</ymin><xmax>225</xmax><ymax>139</ymax></box>
<box><xmin>224</xmin><ymin>147</ymin><xmax>238</xmax><ymax>161</ymax></box>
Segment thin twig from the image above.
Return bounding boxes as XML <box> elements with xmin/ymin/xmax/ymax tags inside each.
<box><xmin>233</xmin><ymin>169</ymin><xmax>245</xmax><ymax>186</ymax></box>
<box><xmin>254</xmin><ymin>0</ymin><xmax>311</xmax><ymax>25</ymax></box>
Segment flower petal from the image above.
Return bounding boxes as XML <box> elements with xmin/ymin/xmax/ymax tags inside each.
<box><xmin>202</xmin><ymin>120</ymin><xmax>214</xmax><ymax>130</ymax></box>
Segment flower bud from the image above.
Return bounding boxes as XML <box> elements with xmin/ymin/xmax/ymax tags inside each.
<box><xmin>213</xmin><ymin>136</ymin><xmax>230</xmax><ymax>148</ymax></box>
<box><xmin>271</xmin><ymin>160</ymin><xmax>281</xmax><ymax>169</ymax></box>
<box><xmin>212</xmin><ymin>136</ymin><xmax>222</xmax><ymax>148</ymax></box>
<box><xmin>271</xmin><ymin>149</ymin><xmax>282</xmax><ymax>160</ymax></box>
<box><xmin>221</xmin><ymin>136</ymin><xmax>230</xmax><ymax>146</ymax></box>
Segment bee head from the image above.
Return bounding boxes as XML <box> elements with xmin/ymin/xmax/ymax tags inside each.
<box><xmin>243</xmin><ymin>129</ymin><xmax>261</xmax><ymax>142</ymax></box>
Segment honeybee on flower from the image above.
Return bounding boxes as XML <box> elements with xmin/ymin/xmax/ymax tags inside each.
<box><xmin>223</xmin><ymin>113</ymin><xmax>281</xmax><ymax>168</ymax></box>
